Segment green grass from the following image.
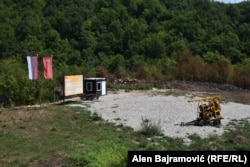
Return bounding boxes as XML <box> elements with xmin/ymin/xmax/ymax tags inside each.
<box><xmin>0</xmin><ymin>105</ymin><xmax>250</xmax><ymax>166</ymax></box>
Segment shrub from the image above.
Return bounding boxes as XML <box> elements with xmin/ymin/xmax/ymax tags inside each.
<box><xmin>90</xmin><ymin>112</ymin><xmax>102</xmax><ymax>121</ymax></box>
<box><xmin>139</xmin><ymin>117</ymin><xmax>163</xmax><ymax>137</ymax></box>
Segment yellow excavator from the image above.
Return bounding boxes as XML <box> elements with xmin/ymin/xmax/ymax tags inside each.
<box><xmin>181</xmin><ymin>94</ymin><xmax>223</xmax><ymax>126</ymax></box>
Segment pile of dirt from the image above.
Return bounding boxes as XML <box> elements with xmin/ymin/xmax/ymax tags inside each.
<box><xmin>167</xmin><ymin>80</ymin><xmax>250</xmax><ymax>104</ymax></box>
<box><xmin>168</xmin><ymin>80</ymin><xmax>246</xmax><ymax>92</ymax></box>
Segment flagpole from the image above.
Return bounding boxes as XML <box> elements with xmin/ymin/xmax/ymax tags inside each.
<box><xmin>37</xmin><ymin>53</ymin><xmax>42</xmax><ymax>107</ymax></box>
<box><xmin>52</xmin><ymin>55</ymin><xmax>56</xmax><ymax>102</ymax></box>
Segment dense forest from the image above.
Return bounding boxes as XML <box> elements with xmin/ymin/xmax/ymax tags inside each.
<box><xmin>0</xmin><ymin>0</ymin><xmax>250</xmax><ymax>107</ymax></box>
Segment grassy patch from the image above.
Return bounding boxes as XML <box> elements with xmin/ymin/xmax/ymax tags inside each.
<box><xmin>69</xmin><ymin>140</ymin><xmax>128</xmax><ymax>167</ymax></box>
<box><xmin>0</xmin><ymin>105</ymin><xmax>250</xmax><ymax>166</ymax></box>
<box><xmin>0</xmin><ymin>106</ymin><xmax>138</xmax><ymax>166</ymax></box>
<box><xmin>186</xmin><ymin>118</ymin><xmax>250</xmax><ymax>150</ymax></box>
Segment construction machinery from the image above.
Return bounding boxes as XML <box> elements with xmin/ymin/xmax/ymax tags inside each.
<box><xmin>181</xmin><ymin>94</ymin><xmax>223</xmax><ymax>126</ymax></box>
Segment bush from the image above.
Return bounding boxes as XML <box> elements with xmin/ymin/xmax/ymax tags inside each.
<box><xmin>90</xmin><ymin>112</ymin><xmax>102</xmax><ymax>121</ymax></box>
<box><xmin>139</xmin><ymin>117</ymin><xmax>163</xmax><ymax>137</ymax></box>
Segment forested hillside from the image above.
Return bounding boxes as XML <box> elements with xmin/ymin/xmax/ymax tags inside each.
<box><xmin>0</xmin><ymin>0</ymin><xmax>250</xmax><ymax>107</ymax></box>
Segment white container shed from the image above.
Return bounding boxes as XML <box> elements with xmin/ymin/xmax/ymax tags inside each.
<box><xmin>83</xmin><ymin>78</ymin><xmax>107</xmax><ymax>96</ymax></box>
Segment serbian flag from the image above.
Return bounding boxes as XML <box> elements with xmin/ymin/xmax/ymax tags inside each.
<box><xmin>43</xmin><ymin>56</ymin><xmax>53</xmax><ymax>79</ymax></box>
<box><xmin>27</xmin><ymin>56</ymin><xmax>38</xmax><ymax>80</ymax></box>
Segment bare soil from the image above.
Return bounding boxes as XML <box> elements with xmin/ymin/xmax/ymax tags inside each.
<box><xmin>167</xmin><ymin>81</ymin><xmax>250</xmax><ymax>104</ymax></box>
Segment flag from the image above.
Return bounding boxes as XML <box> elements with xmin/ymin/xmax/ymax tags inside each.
<box><xmin>27</xmin><ymin>56</ymin><xmax>38</xmax><ymax>80</ymax></box>
<box><xmin>43</xmin><ymin>56</ymin><xmax>53</xmax><ymax>79</ymax></box>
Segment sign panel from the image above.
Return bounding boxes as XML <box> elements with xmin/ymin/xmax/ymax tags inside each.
<box><xmin>64</xmin><ymin>75</ymin><xmax>83</xmax><ymax>96</ymax></box>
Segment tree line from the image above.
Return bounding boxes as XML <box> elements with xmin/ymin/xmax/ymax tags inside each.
<box><xmin>0</xmin><ymin>0</ymin><xmax>250</xmax><ymax>107</ymax></box>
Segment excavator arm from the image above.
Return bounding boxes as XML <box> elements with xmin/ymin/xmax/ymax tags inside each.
<box><xmin>187</xmin><ymin>94</ymin><xmax>222</xmax><ymax>103</ymax></box>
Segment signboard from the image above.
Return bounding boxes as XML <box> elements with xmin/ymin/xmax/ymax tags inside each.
<box><xmin>64</xmin><ymin>75</ymin><xmax>83</xmax><ymax>96</ymax></box>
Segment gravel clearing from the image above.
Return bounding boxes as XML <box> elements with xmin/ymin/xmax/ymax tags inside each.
<box><xmin>73</xmin><ymin>89</ymin><xmax>250</xmax><ymax>140</ymax></box>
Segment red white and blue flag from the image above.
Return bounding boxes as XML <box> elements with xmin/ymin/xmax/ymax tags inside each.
<box><xmin>27</xmin><ymin>56</ymin><xmax>38</xmax><ymax>80</ymax></box>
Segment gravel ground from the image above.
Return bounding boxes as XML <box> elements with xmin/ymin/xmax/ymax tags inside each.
<box><xmin>73</xmin><ymin>89</ymin><xmax>250</xmax><ymax>140</ymax></box>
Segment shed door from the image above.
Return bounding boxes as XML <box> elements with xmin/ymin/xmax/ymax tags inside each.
<box><xmin>96</xmin><ymin>82</ymin><xmax>102</xmax><ymax>95</ymax></box>
<box><xmin>101</xmin><ymin>81</ymin><xmax>106</xmax><ymax>95</ymax></box>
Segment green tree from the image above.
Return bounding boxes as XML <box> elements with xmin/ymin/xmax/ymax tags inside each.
<box><xmin>141</xmin><ymin>34</ymin><xmax>165</xmax><ymax>59</ymax></box>
<box><xmin>202</xmin><ymin>51</ymin><xmax>221</xmax><ymax>64</ymax></box>
<box><xmin>0</xmin><ymin>58</ymin><xmax>38</xmax><ymax>107</ymax></box>
<box><xmin>1</xmin><ymin>0</ymin><xmax>250</xmax><ymax>97</ymax></box>
<box><xmin>108</xmin><ymin>54</ymin><xmax>125</xmax><ymax>75</ymax></box>
<box><xmin>238</xmin><ymin>23</ymin><xmax>250</xmax><ymax>56</ymax></box>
